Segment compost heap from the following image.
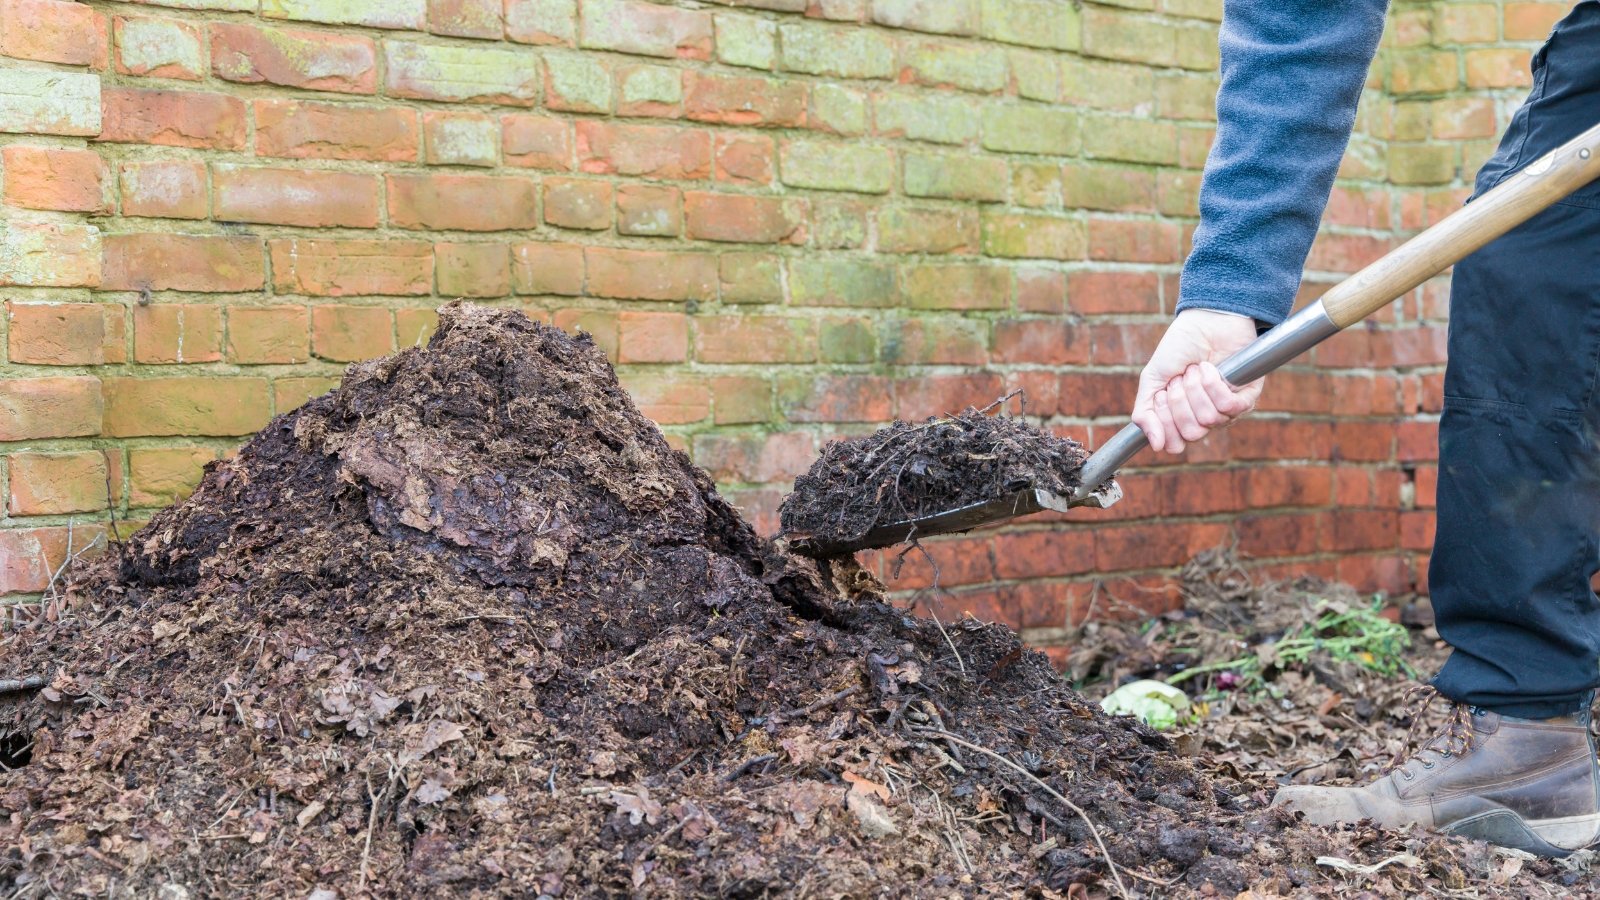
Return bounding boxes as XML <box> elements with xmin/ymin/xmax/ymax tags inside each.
<box><xmin>0</xmin><ymin>306</ymin><xmax>1557</xmax><ymax>898</ymax></box>
<box><xmin>779</xmin><ymin>408</ymin><xmax>1087</xmax><ymax>556</ymax></box>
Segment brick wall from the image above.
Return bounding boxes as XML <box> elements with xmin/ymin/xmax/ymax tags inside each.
<box><xmin>0</xmin><ymin>0</ymin><xmax>1563</xmax><ymax>645</ymax></box>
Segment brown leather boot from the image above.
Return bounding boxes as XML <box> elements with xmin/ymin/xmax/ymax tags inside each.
<box><xmin>1272</xmin><ymin>692</ymin><xmax>1600</xmax><ymax>856</ymax></box>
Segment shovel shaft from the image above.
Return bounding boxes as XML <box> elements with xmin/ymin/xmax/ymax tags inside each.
<box><xmin>1073</xmin><ymin>119</ymin><xmax>1600</xmax><ymax>502</ymax></box>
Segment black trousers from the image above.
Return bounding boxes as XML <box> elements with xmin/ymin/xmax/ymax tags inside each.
<box><xmin>1429</xmin><ymin>0</ymin><xmax>1600</xmax><ymax>718</ymax></box>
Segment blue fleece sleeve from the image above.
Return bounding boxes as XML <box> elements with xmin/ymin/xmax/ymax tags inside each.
<box><xmin>1175</xmin><ymin>0</ymin><xmax>1389</xmax><ymax>326</ymax></box>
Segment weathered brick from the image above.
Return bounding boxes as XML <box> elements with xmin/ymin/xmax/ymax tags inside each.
<box><xmin>423</xmin><ymin>111</ymin><xmax>499</xmax><ymax>166</ymax></box>
<box><xmin>132</xmin><ymin>303</ymin><xmax>222</xmax><ymax>363</ymax></box>
<box><xmin>2</xmin><ymin>146</ymin><xmax>107</xmax><ymax>213</ymax></box>
<box><xmin>1388</xmin><ymin>143</ymin><xmax>1457</xmax><ymax>185</ymax></box>
<box><xmin>585</xmin><ymin>247</ymin><xmax>716</xmax><ymax>301</ymax></box>
<box><xmin>1088</xmin><ymin>217</ymin><xmax>1181</xmax><ymax>262</ymax></box>
<box><xmin>1465</xmin><ymin>48</ymin><xmax>1532</xmax><ymax>89</ymax></box>
<box><xmin>686</xmin><ymin>72</ymin><xmax>806</xmax><ymax>127</ymax></box>
<box><xmin>543</xmin><ymin>177</ymin><xmax>614</xmax><ymax>230</ymax></box>
<box><xmin>710</xmin><ymin>375</ymin><xmax>773</xmax><ymax>424</ymax></box>
<box><xmin>1011</xmin><ymin>162</ymin><xmax>1061</xmax><ymax>207</ymax></box>
<box><xmin>1389</xmin><ymin>49</ymin><xmax>1459</xmax><ymax>94</ymax></box>
<box><xmin>981</xmin><ymin>211</ymin><xmax>1085</xmax><ymax>259</ymax></box>
<box><xmin>269</xmin><ymin>239</ymin><xmax>432</xmax><ymax>296</ymax></box>
<box><xmin>227</xmin><ymin>305</ymin><xmax>310</xmax><ymax>363</ymax></box>
<box><xmin>511</xmin><ymin>242</ymin><xmax>584</xmax><ymax>295</ymax></box>
<box><xmin>387</xmin><ymin>173</ymin><xmax>538</xmax><ymax>231</ymax></box>
<box><xmin>506</xmin><ymin>0</ymin><xmax>575</xmax><ymax>44</ymax></box>
<box><xmin>685</xmin><ymin>192</ymin><xmax>805</xmax><ymax>244</ymax></box>
<box><xmin>779</xmin><ymin>22</ymin><xmax>895</xmax><ymax>78</ymax></box>
<box><xmin>544</xmin><ymin>52</ymin><xmax>613</xmax><ymax>113</ymax></box>
<box><xmin>788</xmin><ymin>257</ymin><xmax>896</xmax><ymax>307</ymax></box>
<box><xmin>8</xmin><ymin>452</ymin><xmax>111</xmax><ymax>516</ymax></box>
<box><xmin>1008</xmin><ymin>48</ymin><xmax>1060</xmax><ymax>101</ymax></box>
<box><xmin>1433</xmin><ymin>3</ymin><xmax>1498</xmax><ymax>43</ymax></box>
<box><xmin>0</xmin><ymin>219</ymin><xmax>100</xmax><ymax>287</ymax></box>
<box><xmin>580</xmin><ymin>0</ymin><xmax>711</xmax><ymax>59</ymax></box>
<box><xmin>0</xmin><ymin>69</ymin><xmax>100</xmax><ymax>136</ymax></box>
<box><xmin>103</xmin><ymin>376</ymin><xmax>270</xmax><ymax>437</ymax></box>
<box><xmin>429</xmin><ymin>0</ymin><xmax>502</xmax><ymax>39</ymax></box>
<box><xmin>6</xmin><ymin>301</ymin><xmax>124</xmax><ymax>366</ymax></box>
<box><xmin>1155</xmin><ymin>71</ymin><xmax>1218</xmax><ymax>120</ymax></box>
<box><xmin>1082</xmin><ymin>114</ymin><xmax>1178</xmax><ymax>164</ymax></box>
<box><xmin>262</xmin><ymin>0</ymin><xmax>425</xmax><ymax>29</ymax></box>
<box><xmin>812</xmin><ymin>198</ymin><xmax>869</xmax><ymax>248</ymax></box>
<box><xmin>503</xmin><ymin>114</ymin><xmax>572</xmax><ymax>169</ymax></box>
<box><xmin>874</xmin><ymin>91</ymin><xmax>979</xmax><ymax>144</ymax></box>
<box><xmin>384</xmin><ymin>41</ymin><xmax>541</xmax><ymax>105</ymax></box>
<box><xmin>1060</xmin><ymin>162</ymin><xmax>1155</xmax><ymax>211</ymax></box>
<box><xmin>311</xmin><ymin>305</ymin><xmax>393</xmax><ymax>361</ymax></box>
<box><xmin>714</xmin><ymin>135</ymin><xmax>774</xmax><ymax>186</ymax></box>
<box><xmin>778</xmin><ymin>373</ymin><xmax>893</xmax><ymax>422</ymax></box>
<box><xmin>1174</xmin><ymin>21</ymin><xmax>1218</xmax><ymax>70</ymax></box>
<box><xmin>617</xmin><ymin>310</ymin><xmax>687</xmax><ymax>363</ymax></box>
<box><xmin>979</xmin><ymin>0</ymin><xmax>1079</xmax><ymax>50</ymax></box>
<box><xmin>435</xmin><ymin>242</ymin><xmax>510</xmax><ymax>297</ymax></box>
<box><xmin>97</xmin><ymin>233</ymin><xmax>230</xmax><ymax>296</ymax></box>
<box><xmin>616</xmin><ymin>183</ymin><xmax>682</xmax><ymax>237</ymax></box>
<box><xmin>779</xmin><ymin>140</ymin><xmax>894</xmax><ymax>193</ymax></box>
<box><xmin>119</xmin><ymin>160</ymin><xmax>207</xmax><ymax>219</ymax></box>
<box><xmin>902</xmin><ymin>263</ymin><xmax>1008</xmax><ymax>310</ymax></box>
<box><xmin>697</xmin><ymin>315</ymin><xmax>815</xmax><ymax>363</ymax></box>
<box><xmin>901</xmin><ymin>39</ymin><xmax>1008</xmax><ymax>92</ymax></box>
<box><xmin>98</xmin><ymin>88</ymin><xmax>246</xmax><ymax>149</ymax></box>
<box><xmin>809</xmin><ymin>83</ymin><xmax>869</xmax><ymax>135</ymax></box>
<box><xmin>116</xmin><ymin>15</ymin><xmax>203</xmax><ymax>79</ymax></box>
<box><xmin>894</xmin><ymin>372</ymin><xmax>1005</xmax><ymax>420</ymax></box>
<box><xmin>210</xmin><ymin>22</ymin><xmax>375</xmax><ymax>94</ymax></box>
<box><xmin>0</xmin><ymin>0</ymin><xmax>106</xmax><ymax>66</ymax></box>
<box><xmin>1016</xmin><ymin>267</ymin><xmax>1065</xmax><ymax>312</ymax></box>
<box><xmin>871</xmin><ymin>0</ymin><xmax>976</xmax><ymax>34</ymax></box>
<box><xmin>1082</xmin><ymin>7</ymin><xmax>1176</xmax><ymax>66</ymax></box>
<box><xmin>0</xmin><ymin>376</ymin><xmax>101</xmax><ymax>441</ymax></box>
<box><xmin>903</xmin><ymin>151</ymin><xmax>1007</xmax><ymax>201</ymax></box>
<box><xmin>1504</xmin><ymin>2</ymin><xmax>1567</xmax><ymax>40</ymax></box>
<box><xmin>714</xmin><ymin>12</ymin><xmax>775</xmax><ymax>69</ymax></box>
<box><xmin>617</xmin><ymin>64</ymin><xmax>681</xmax><ymax>117</ymax></box>
<box><xmin>552</xmin><ymin>308</ymin><xmax>616</xmax><ymax>357</ymax></box>
<box><xmin>877</xmin><ymin>206</ymin><xmax>978</xmax><ymax>254</ymax></box>
<box><xmin>396</xmin><ymin>307</ymin><xmax>440</xmax><ymax>347</ymax></box>
<box><xmin>129</xmin><ymin>447</ymin><xmax>216</xmax><ymax>508</ymax></box>
<box><xmin>255</xmin><ymin>99</ymin><xmax>419</xmax><ymax>162</ymax></box>
<box><xmin>718</xmin><ymin>252</ymin><xmax>781</xmax><ymax>303</ymax></box>
<box><xmin>981</xmin><ymin>106</ymin><xmax>1078</xmax><ymax>155</ymax></box>
<box><xmin>214</xmin><ymin>164</ymin><xmax>380</xmax><ymax>228</ymax></box>
<box><xmin>576</xmin><ymin>121</ymin><xmax>712</xmax><ymax>179</ymax></box>
<box><xmin>620</xmin><ymin>374</ymin><xmax>710</xmax><ymax>425</ymax></box>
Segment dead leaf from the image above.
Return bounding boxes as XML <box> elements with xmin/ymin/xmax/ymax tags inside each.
<box><xmin>842</xmin><ymin>770</ymin><xmax>889</xmax><ymax>802</ymax></box>
<box><xmin>845</xmin><ymin>791</ymin><xmax>897</xmax><ymax>838</ymax></box>
<box><xmin>295</xmin><ymin>800</ymin><xmax>325</xmax><ymax>828</ymax></box>
<box><xmin>414</xmin><ymin>779</ymin><xmax>451</xmax><ymax>804</ymax></box>
<box><xmin>611</xmin><ymin>788</ymin><xmax>662</xmax><ymax>826</ymax></box>
<box><xmin>400</xmin><ymin>720</ymin><xmax>465</xmax><ymax>766</ymax></box>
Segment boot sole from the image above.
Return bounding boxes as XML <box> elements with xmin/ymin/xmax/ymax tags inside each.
<box><xmin>1445</xmin><ymin>809</ymin><xmax>1597</xmax><ymax>858</ymax></box>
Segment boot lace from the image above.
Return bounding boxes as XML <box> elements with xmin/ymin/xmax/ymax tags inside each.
<box><xmin>1381</xmin><ymin>685</ymin><xmax>1476</xmax><ymax>775</ymax></box>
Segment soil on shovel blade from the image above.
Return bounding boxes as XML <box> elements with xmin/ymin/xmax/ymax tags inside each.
<box><xmin>779</xmin><ymin>409</ymin><xmax>1087</xmax><ymax>556</ymax></box>
<box><xmin>0</xmin><ymin>306</ymin><xmax>1560</xmax><ymax>898</ymax></box>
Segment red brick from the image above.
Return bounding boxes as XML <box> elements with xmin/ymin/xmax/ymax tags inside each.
<box><xmin>684</xmin><ymin>192</ymin><xmax>806</xmax><ymax>244</ymax></box>
<box><xmin>1465</xmin><ymin>49</ymin><xmax>1533</xmax><ymax>89</ymax></box>
<box><xmin>512</xmin><ymin>242</ymin><xmax>585</xmax><ymax>295</ymax></box>
<box><xmin>585</xmin><ymin>247</ymin><xmax>716</xmax><ymax>301</ymax></box>
<box><xmin>133</xmin><ymin>304</ymin><xmax>223</xmax><ymax>363</ymax></box>
<box><xmin>0</xmin><ymin>0</ymin><xmax>106</xmax><ymax>66</ymax></box>
<box><xmin>429</xmin><ymin>0</ymin><xmax>502</xmax><ymax>38</ymax></box>
<box><xmin>617</xmin><ymin>311</ymin><xmax>688</xmax><ymax>363</ymax></box>
<box><xmin>102</xmin><ymin>234</ymin><xmax>264</xmax><ymax>293</ymax></box>
<box><xmin>1087</xmin><ymin>217</ymin><xmax>1182</xmax><ymax>263</ymax></box>
<box><xmin>1086</xmin><ymin>322</ymin><xmax>1166</xmax><ymax>366</ymax></box>
<box><xmin>616</xmin><ymin>184</ymin><xmax>682</xmax><ymax>237</ymax></box>
<box><xmin>113</xmin><ymin>15</ymin><xmax>203</xmax><ymax>79</ymax></box>
<box><xmin>778</xmin><ymin>374</ymin><xmax>893</xmax><ymax>423</ymax></box>
<box><xmin>713</xmin><ymin>135</ymin><xmax>775</xmax><ymax>186</ymax></box>
<box><xmin>878</xmin><ymin>534</ymin><xmax>997</xmax><ymax>591</ymax></box>
<box><xmin>993</xmin><ymin>529</ymin><xmax>1096</xmax><ymax>579</ymax></box>
<box><xmin>1</xmin><ymin>526</ymin><xmax>110</xmax><ymax>595</ymax></box>
<box><xmin>0</xmin><ymin>376</ymin><xmax>102</xmax><ymax>441</ymax></box>
<box><xmin>1058</xmin><ymin>371</ymin><xmax>1139</xmax><ymax>419</ymax></box>
<box><xmin>576</xmin><ymin>121</ymin><xmax>712</xmax><ymax>179</ymax></box>
<box><xmin>213</xmin><ymin>164</ymin><xmax>379</xmax><ymax>229</ymax></box>
<box><xmin>387</xmin><ymin>173</ymin><xmax>538</xmax><ymax>231</ymax></box>
<box><xmin>1240</xmin><ymin>465</ymin><xmax>1333</xmax><ymax>508</ymax></box>
<box><xmin>1236</xmin><ymin>512</ymin><xmax>1323</xmax><ymax>557</ymax></box>
<box><xmin>919</xmin><ymin>586</ymin><xmax>1020</xmax><ymax>630</ymax></box>
<box><xmin>619</xmin><ymin>374</ymin><xmax>711</xmax><ymax>425</ymax></box>
<box><xmin>552</xmin><ymin>309</ymin><xmax>617</xmax><ymax>357</ymax></box>
<box><xmin>311</xmin><ymin>305</ymin><xmax>394</xmax><ymax>362</ymax></box>
<box><xmin>3</xmin><ymin>146</ymin><xmax>105</xmax><ymax>214</ymax></box>
<box><xmin>542</xmin><ymin>177</ymin><xmax>614</xmax><ymax>230</ymax></box>
<box><xmin>1068</xmin><ymin>270</ymin><xmax>1161</xmax><ymax>315</ymax></box>
<box><xmin>992</xmin><ymin>318</ymin><xmax>1089</xmax><ymax>365</ymax></box>
<box><xmin>98</xmin><ymin>88</ymin><xmax>247</xmax><ymax>150</ymax></box>
<box><xmin>254</xmin><ymin>99</ymin><xmax>418</xmax><ymax>161</ymax></box>
<box><xmin>210</xmin><ymin>21</ymin><xmax>374</xmax><ymax>92</ymax></box>
<box><xmin>578</xmin><ymin>0</ymin><xmax>711</xmax><ymax>59</ymax></box>
<box><xmin>1504</xmin><ymin>2</ymin><xmax>1568</xmax><ymax>39</ymax></box>
<box><xmin>6</xmin><ymin>301</ymin><xmax>124</xmax><ymax>366</ymax></box>
<box><xmin>103</xmin><ymin>376</ymin><xmax>271</xmax><ymax>437</ymax></box>
<box><xmin>1330</xmin><ymin>421</ymin><xmax>1393</xmax><ymax>462</ymax></box>
<box><xmin>693</xmin><ymin>431</ymin><xmax>815</xmax><ymax>484</ymax></box>
<box><xmin>435</xmin><ymin>242</ymin><xmax>510</xmax><ymax>298</ymax></box>
<box><xmin>1328</xmin><ymin>510</ymin><xmax>1398</xmax><ymax>552</ymax></box>
<box><xmin>685</xmin><ymin>72</ymin><xmax>807</xmax><ymax>126</ymax></box>
<box><xmin>894</xmin><ymin>372</ymin><xmax>1005</xmax><ymax>420</ymax></box>
<box><xmin>7</xmin><ymin>451</ymin><xmax>109</xmax><ymax>516</ymax></box>
<box><xmin>697</xmin><ymin>316</ymin><xmax>815</xmax><ymax>363</ymax></box>
<box><xmin>503</xmin><ymin>114</ymin><xmax>572</xmax><ymax>169</ymax></box>
<box><xmin>269</xmin><ymin>239</ymin><xmax>432</xmax><ymax>297</ymax></box>
<box><xmin>1094</xmin><ymin>522</ymin><xmax>1200</xmax><ymax>571</ymax></box>
<box><xmin>227</xmin><ymin>305</ymin><xmax>309</xmax><ymax>364</ymax></box>
<box><xmin>119</xmin><ymin>160</ymin><xmax>207</xmax><ymax>219</ymax></box>
<box><xmin>1016</xmin><ymin>268</ymin><xmax>1066</xmax><ymax>313</ymax></box>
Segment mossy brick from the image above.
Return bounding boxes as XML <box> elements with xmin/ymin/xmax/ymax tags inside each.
<box><xmin>1432</xmin><ymin>3</ymin><xmax>1498</xmax><ymax>43</ymax></box>
<box><xmin>503</xmin><ymin>114</ymin><xmax>572</xmax><ymax>170</ymax></box>
<box><xmin>874</xmin><ymin>92</ymin><xmax>980</xmax><ymax>145</ymax></box>
<box><xmin>776</xmin><ymin>373</ymin><xmax>894</xmax><ymax>423</ymax></box>
<box><xmin>133</xmin><ymin>303</ymin><xmax>224</xmax><ymax>363</ymax></box>
<box><xmin>214</xmin><ymin>164</ymin><xmax>380</xmax><ymax>229</ymax></box>
<box><xmin>0</xmin><ymin>376</ymin><xmax>102</xmax><ymax>441</ymax></box>
<box><xmin>901</xmin><ymin>39</ymin><xmax>1008</xmax><ymax>93</ymax></box>
<box><xmin>387</xmin><ymin>173</ymin><xmax>539</xmax><ymax>231</ymax></box>
<box><xmin>103</xmin><ymin>376</ymin><xmax>271</xmax><ymax>437</ymax></box>
<box><xmin>585</xmin><ymin>247</ymin><xmax>717</xmax><ymax>301</ymax></box>
<box><xmin>273</xmin><ymin>376</ymin><xmax>341</xmax><ymax>413</ymax></box>
<box><xmin>310</xmin><ymin>305</ymin><xmax>394</xmax><ymax>362</ymax></box>
<box><xmin>1008</xmin><ymin>50</ymin><xmax>1060</xmax><ymax>102</ymax></box>
<box><xmin>1159</xmin><ymin>0</ymin><xmax>1220</xmax><ymax>18</ymax></box>
<box><xmin>98</xmin><ymin>88</ymin><xmax>242</xmax><ymax>149</ymax></box>
<box><xmin>788</xmin><ymin>258</ymin><xmax>896</xmax><ymax>307</ymax></box>
<box><xmin>715</xmin><ymin>134</ymin><xmax>774</xmax><ymax>186</ymax></box>
<box><xmin>227</xmin><ymin>305</ymin><xmax>311</xmax><ymax>363</ymax></box>
<box><xmin>877</xmin><ymin>206</ymin><xmax>978</xmax><ymax>254</ymax></box>
<box><xmin>579</xmin><ymin>0</ymin><xmax>711</xmax><ymax>59</ymax></box>
<box><xmin>423</xmin><ymin>111</ymin><xmax>499</xmax><ymax>166</ymax></box>
<box><xmin>819</xmin><ymin>317</ymin><xmax>877</xmax><ymax>362</ymax></box>
<box><xmin>1011</xmin><ymin>162</ymin><xmax>1061</xmax><ymax>208</ymax></box>
<box><xmin>809</xmin><ymin>84</ymin><xmax>868</xmax><ymax>136</ymax></box>
<box><xmin>719</xmin><ymin>252</ymin><xmax>781</xmax><ymax>303</ymax></box>
<box><xmin>1388</xmin><ymin>143</ymin><xmax>1457</xmax><ymax>185</ymax></box>
<box><xmin>1156</xmin><ymin>72</ymin><xmax>1218</xmax><ymax>121</ymax></box>
<box><xmin>384</xmin><ymin>41</ymin><xmax>541</xmax><ymax>105</ymax></box>
<box><xmin>116</xmin><ymin>15</ymin><xmax>204</xmax><ymax>80</ymax></box>
<box><xmin>1174</xmin><ymin>22</ymin><xmax>1218</xmax><ymax>70</ymax></box>
<box><xmin>1465</xmin><ymin>49</ymin><xmax>1532</xmax><ymax>89</ymax></box>
<box><xmin>8</xmin><ymin>452</ymin><xmax>112</xmax><ymax>516</ymax></box>
<box><xmin>811</xmin><ymin>199</ymin><xmax>869</xmax><ymax>249</ymax></box>
<box><xmin>1062</xmin><ymin>59</ymin><xmax>1154</xmax><ymax>112</ymax></box>
<box><xmin>255</xmin><ymin>100</ymin><xmax>420</xmax><ymax>162</ymax></box>
<box><xmin>870</xmin><ymin>0</ymin><xmax>976</xmax><ymax>35</ymax></box>
<box><xmin>1</xmin><ymin>146</ymin><xmax>108</xmax><ymax>214</ymax></box>
<box><xmin>428</xmin><ymin>0</ymin><xmax>502</xmax><ymax>39</ymax></box>
<box><xmin>6</xmin><ymin>301</ymin><xmax>124</xmax><ymax>366</ymax></box>
<box><xmin>0</xmin><ymin>69</ymin><xmax>101</xmax><ymax>136</ymax></box>
<box><xmin>979</xmin><ymin>0</ymin><xmax>1079</xmax><ymax>50</ymax></box>
<box><xmin>685</xmin><ymin>73</ymin><xmax>807</xmax><ymax>127</ymax></box>
<box><xmin>397</xmin><ymin>308</ymin><xmax>440</xmax><ymax>347</ymax></box>
<box><xmin>618</xmin><ymin>183</ymin><xmax>683</xmax><ymax>236</ymax></box>
<box><xmin>779</xmin><ymin>141</ymin><xmax>894</xmax><ymax>194</ymax></box>
<box><xmin>882</xmin><ymin>316</ymin><xmax>987</xmax><ymax>364</ymax></box>
<box><xmin>545</xmin><ymin>53</ymin><xmax>614</xmax><ymax>113</ymax></box>
<box><xmin>506</xmin><ymin>0</ymin><xmax>575</xmax><ymax>45</ymax></box>
<box><xmin>779</xmin><ymin>22</ymin><xmax>895</xmax><ymax>79</ymax></box>
<box><xmin>268</xmin><ymin>239</ymin><xmax>433</xmax><ymax>296</ymax></box>
<box><xmin>1082</xmin><ymin>8</ymin><xmax>1176</xmax><ymax>66</ymax></box>
<box><xmin>980</xmin><ymin>106</ymin><xmax>1078</xmax><ymax>155</ymax></box>
<box><xmin>902</xmin><ymin>264</ymin><xmax>1009</xmax><ymax>310</ymax></box>
<box><xmin>903</xmin><ymin>151</ymin><xmax>1007</xmax><ymax>201</ymax></box>
<box><xmin>435</xmin><ymin>242</ymin><xmax>510</xmax><ymax>297</ymax></box>
<box><xmin>129</xmin><ymin>447</ymin><xmax>216</xmax><ymax>508</ymax></box>
<box><xmin>696</xmin><ymin>315</ymin><xmax>816</xmax><ymax>363</ymax></box>
<box><xmin>261</xmin><ymin>0</ymin><xmax>425</xmax><ymax>29</ymax></box>
<box><xmin>120</xmin><ymin>159</ymin><xmax>209</xmax><ymax>219</ymax></box>
<box><xmin>1390</xmin><ymin>100</ymin><xmax>1432</xmax><ymax>141</ymax></box>
<box><xmin>714</xmin><ymin>13</ymin><xmax>775</xmax><ymax>69</ymax></box>
<box><xmin>511</xmin><ymin>242</ymin><xmax>584</xmax><ymax>295</ymax></box>
<box><xmin>1083</xmin><ymin>115</ymin><xmax>1178</xmax><ymax>165</ymax></box>
<box><xmin>1389</xmin><ymin>50</ymin><xmax>1459</xmax><ymax>94</ymax></box>
<box><xmin>1061</xmin><ymin>162</ymin><xmax>1156</xmax><ymax>212</ymax></box>
<box><xmin>618</xmin><ymin>65</ymin><xmax>682</xmax><ymax>117</ymax></box>
<box><xmin>710</xmin><ymin>375</ymin><xmax>774</xmax><ymax>424</ymax></box>
<box><xmin>102</xmin><ymin>234</ymin><xmax>261</xmax><ymax>293</ymax></box>
<box><xmin>209</xmin><ymin>21</ymin><xmax>377</xmax><ymax>94</ymax></box>
<box><xmin>981</xmin><ymin>211</ymin><xmax>1085</xmax><ymax>260</ymax></box>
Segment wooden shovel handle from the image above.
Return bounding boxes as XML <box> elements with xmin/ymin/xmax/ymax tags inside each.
<box><xmin>1321</xmin><ymin>120</ymin><xmax>1600</xmax><ymax>329</ymax></box>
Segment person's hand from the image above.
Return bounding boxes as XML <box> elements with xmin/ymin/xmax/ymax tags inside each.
<box><xmin>1131</xmin><ymin>309</ymin><xmax>1263</xmax><ymax>454</ymax></box>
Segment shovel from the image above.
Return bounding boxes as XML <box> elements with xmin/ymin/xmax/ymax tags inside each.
<box><xmin>830</xmin><ymin>120</ymin><xmax>1600</xmax><ymax>555</ymax></box>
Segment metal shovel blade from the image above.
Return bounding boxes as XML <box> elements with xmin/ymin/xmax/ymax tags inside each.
<box><xmin>787</xmin><ymin>479</ymin><xmax>1123</xmax><ymax>558</ymax></box>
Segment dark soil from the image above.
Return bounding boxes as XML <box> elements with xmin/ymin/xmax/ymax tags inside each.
<box><xmin>779</xmin><ymin>407</ymin><xmax>1087</xmax><ymax>556</ymax></box>
<box><xmin>0</xmin><ymin>306</ymin><xmax>1571</xmax><ymax>898</ymax></box>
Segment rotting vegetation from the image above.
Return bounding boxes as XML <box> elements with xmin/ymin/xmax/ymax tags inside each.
<box><xmin>0</xmin><ymin>306</ymin><xmax>1589</xmax><ymax>898</ymax></box>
